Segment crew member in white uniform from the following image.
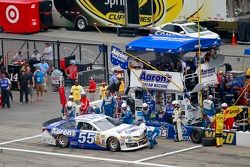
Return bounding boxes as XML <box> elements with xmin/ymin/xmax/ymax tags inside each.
<box><xmin>172</xmin><ymin>100</ymin><xmax>183</xmax><ymax>142</ymax></box>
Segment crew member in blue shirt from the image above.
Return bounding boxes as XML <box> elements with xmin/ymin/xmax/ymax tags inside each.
<box><xmin>0</xmin><ymin>73</ymin><xmax>11</xmax><ymax>108</ymax></box>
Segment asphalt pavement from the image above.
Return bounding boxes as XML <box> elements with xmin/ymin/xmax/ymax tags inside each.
<box><xmin>0</xmin><ymin>29</ymin><xmax>250</xmax><ymax>167</ymax></box>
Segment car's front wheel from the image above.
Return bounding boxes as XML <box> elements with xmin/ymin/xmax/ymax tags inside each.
<box><xmin>56</xmin><ymin>135</ymin><xmax>69</xmax><ymax>148</ymax></box>
<box><xmin>107</xmin><ymin>137</ymin><xmax>120</xmax><ymax>152</ymax></box>
<box><xmin>75</xmin><ymin>16</ymin><xmax>88</xmax><ymax>31</ymax></box>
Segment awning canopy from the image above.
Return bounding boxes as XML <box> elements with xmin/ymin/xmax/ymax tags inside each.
<box><xmin>126</xmin><ymin>35</ymin><xmax>221</xmax><ymax>54</ymax></box>
<box><xmin>244</xmin><ymin>48</ymin><xmax>250</xmax><ymax>55</ymax></box>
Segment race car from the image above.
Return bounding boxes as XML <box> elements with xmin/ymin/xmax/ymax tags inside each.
<box><xmin>150</xmin><ymin>22</ymin><xmax>220</xmax><ymax>39</ymax></box>
<box><xmin>41</xmin><ymin>114</ymin><xmax>147</xmax><ymax>151</ymax></box>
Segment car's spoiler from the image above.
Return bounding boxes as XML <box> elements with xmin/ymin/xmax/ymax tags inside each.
<box><xmin>42</xmin><ymin>117</ymin><xmax>63</xmax><ymax>127</ymax></box>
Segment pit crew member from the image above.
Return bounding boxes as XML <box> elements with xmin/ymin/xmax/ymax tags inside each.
<box><xmin>120</xmin><ymin>103</ymin><xmax>133</xmax><ymax>124</ymax></box>
<box><xmin>172</xmin><ymin>100</ymin><xmax>183</xmax><ymax>142</ymax></box>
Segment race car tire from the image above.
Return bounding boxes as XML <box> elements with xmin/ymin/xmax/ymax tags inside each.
<box><xmin>191</xmin><ymin>128</ymin><xmax>205</xmax><ymax>144</ymax></box>
<box><xmin>75</xmin><ymin>16</ymin><xmax>88</xmax><ymax>31</ymax></box>
<box><xmin>107</xmin><ymin>137</ymin><xmax>120</xmax><ymax>152</ymax></box>
<box><xmin>201</xmin><ymin>137</ymin><xmax>216</xmax><ymax>146</ymax></box>
<box><xmin>56</xmin><ymin>135</ymin><xmax>69</xmax><ymax>148</ymax></box>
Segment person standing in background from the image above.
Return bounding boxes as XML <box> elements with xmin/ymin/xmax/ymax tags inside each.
<box><xmin>0</xmin><ymin>73</ymin><xmax>11</xmax><ymax>108</ymax></box>
<box><xmin>65</xmin><ymin>60</ymin><xmax>78</xmax><ymax>86</ymax></box>
<box><xmin>1</xmin><ymin>67</ymin><xmax>13</xmax><ymax>101</ymax></box>
<box><xmin>99</xmin><ymin>81</ymin><xmax>107</xmax><ymax>100</ymax></box>
<box><xmin>34</xmin><ymin>67</ymin><xmax>45</xmax><ymax>101</ymax></box>
<box><xmin>26</xmin><ymin>66</ymin><xmax>34</xmax><ymax>103</ymax></box>
<box><xmin>43</xmin><ymin>43</ymin><xmax>53</xmax><ymax>66</ymax></box>
<box><xmin>18</xmin><ymin>70</ymin><xmax>29</xmax><ymax>104</ymax></box>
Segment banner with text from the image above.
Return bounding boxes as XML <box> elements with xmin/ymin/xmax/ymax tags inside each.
<box><xmin>110</xmin><ymin>46</ymin><xmax>128</xmax><ymax>70</ymax></box>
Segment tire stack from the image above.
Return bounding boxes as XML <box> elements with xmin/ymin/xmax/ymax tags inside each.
<box><xmin>190</xmin><ymin>128</ymin><xmax>216</xmax><ymax>146</ymax></box>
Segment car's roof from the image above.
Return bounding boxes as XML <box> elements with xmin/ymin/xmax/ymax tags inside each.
<box><xmin>75</xmin><ymin>114</ymin><xmax>108</xmax><ymax>123</ymax></box>
<box><xmin>160</xmin><ymin>22</ymin><xmax>196</xmax><ymax>27</ymax></box>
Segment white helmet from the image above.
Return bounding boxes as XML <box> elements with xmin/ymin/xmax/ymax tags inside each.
<box><xmin>221</xmin><ymin>103</ymin><xmax>228</xmax><ymax>108</ymax></box>
<box><xmin>208</xmin><ymin>95</ymin><xmax>213</xmax><ymax>99</ymax></box>
<box><xmin>172</xmin><ymin>100</ymin><xmax>179</xmax><ymax>105</ymax></box>
<box><xmin>142</xmin><ymin>103</ymin><xmax>148</xmax><ymax>108</ymax></box>
<box><xmin>66</xmin><ymin>101</ymin><xmax>73</xmax><ymax>109</ymax></box>
<box><xmin>121</xmin><ymin>103</ymin><xmax>127</xmax><ymax>108</ymax></box>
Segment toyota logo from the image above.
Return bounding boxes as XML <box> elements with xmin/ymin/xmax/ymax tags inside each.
<box><xmin>6</xmin><ymin>5</ymin><xmax>20</xmax><ymax>24</ymax></box>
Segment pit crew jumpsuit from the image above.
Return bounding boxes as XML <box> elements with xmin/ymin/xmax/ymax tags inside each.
<box><xmin>172</xmin><ymin>107</ymin><xmax>183</xmax><ymax>141</ymax></box>
<box><xmin>146</xmin><ymin>126</ymin><xmax>160</xmax><ymax>149</ymax></box>
<box><xmin>121</xmin><ymin>109</ymin><xmax>133</xmax><ymax>124</ymax></box>
<box><xmin>203</xmin><ymin>99</ymin><xmax>215</xmax><ymax>128</ymax></box>
<box><xmin>101</xmin><ymin>95</ymin><xmax>115</xmax><ymax>117</ymax></box>
<box><xmin>214</xmin><ymin>113</ymin><xmax>225</xmax><ymax>147</ymax></box>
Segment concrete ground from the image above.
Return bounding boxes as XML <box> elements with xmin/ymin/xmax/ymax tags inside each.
<box><xmin>0</xmin><ymin>29</ymin><xmax>250</xmax><ymax>167</ymax></box>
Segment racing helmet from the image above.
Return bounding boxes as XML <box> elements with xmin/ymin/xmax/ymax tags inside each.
<box><xmin>66</xmin><ymin>101</ymin><xmax>73</xmax><ymax>110</ymax></box>
<box><xmin>172</xmin><ymin>100</ymin><xmax>179</xmax><ymax>105</ymax></box>
<box><xmin>142</xmin><ymin>103</ymin><xmax>148</xmax><ymax>108</ymax></box>
<box><xmin>208</xmin><ymin>95</ymin><xmax>213</xmax><ymax>100</ymax></box>
<box><xmin>221</xmin><ymin>103</ymin><xmax>228</xmax><ymax>108</ymax></box>
<box><xmin>121</xmin><ymin>103</ymin><xmax>127</xmax><ymax>110</ymax></box>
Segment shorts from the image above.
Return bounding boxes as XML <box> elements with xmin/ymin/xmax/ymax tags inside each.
<box><xmin>36</xmin><ymin>84</ymin><xmax>44</xmax><ymax>92</ymax></box>
<box><xmin>28</xmin><ymin>87</ymin><xmax>33</xmax><ymax>96</ymax></box>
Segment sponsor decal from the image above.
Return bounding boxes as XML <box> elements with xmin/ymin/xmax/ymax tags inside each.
<box><xmin>125</xmin><ymin>128</ymin><xmax>139</xmax><ymax>134</ymax></box>
<box><xmin>201</xmin><ymin>68</ymin><xmax>216</xmax><ymax>78</ymax></box>
<box><xmin>159</xmin><ymin>126</ymin><xmax>168</xmax><ymax>137</ymax></box>
<box><xmin>224</xmin><ymin>106</ymin><xmax>243</xmax><ymax>119</ymax></box>
<box><xmin>51</xmin><ymin>129</ymin><xmax>76</xmax><ymax>137</ymax></box>
<box><xmin>205</xmin><ymin>130</ymin><xmax>236</xmax><ymax>145</ymax></box>
<box><xmin>116</xmin><ymin>125</ymin><xmax>135</xmax><ymax>133</ymax></box>
<box><xmin>6</xmin><ymin>5</ymin><xmax>20</xmax><ymax>24</ymax></box>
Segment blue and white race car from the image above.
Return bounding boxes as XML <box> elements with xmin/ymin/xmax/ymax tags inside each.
<box><xmin>41</xmin><ymin>114</ymin><xmax>147</xmax><ymax>151</ymax></box>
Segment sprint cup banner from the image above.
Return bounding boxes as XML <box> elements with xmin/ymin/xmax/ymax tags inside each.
<box><xmin>110</xmin><ymin>46</ymin><xmax>128</xmax><ymax>70</ymax></box>
<box><xmin>130</xmin><ymin>69</ymin><xmax>184</xmax><ymax>91</ymax></box>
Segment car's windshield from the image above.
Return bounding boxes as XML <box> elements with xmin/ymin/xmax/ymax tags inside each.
<box><xmin>182</xmin><ymin>24</ymin><xmax>207</xmax><ymax>33</ymax></box>
<box><xmin>94</xmin><ymin>118</ymin><xmax>120</xmax><ymax>131</ymax></box>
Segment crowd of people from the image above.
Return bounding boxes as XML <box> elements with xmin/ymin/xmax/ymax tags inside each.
<box><xmin>0</xmin><ymin>43</ymin><xmax>54</xmax><ymax>109</ymax></box>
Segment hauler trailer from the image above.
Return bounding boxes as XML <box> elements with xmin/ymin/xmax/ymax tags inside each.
<box><xmin>51</xmin><ymin>0</ymin><xmax>250</xmax><ymax>34</ymax></box>
<box><xmin>0</xmin><ymin>0</ymin><xmax>52</xmax><ymax>33</ymax></box>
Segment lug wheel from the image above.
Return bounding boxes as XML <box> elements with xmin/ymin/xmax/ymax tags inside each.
<box><xmin>107</xmin><ymin>137</ymin><xmax>120</xmax><ymax>152</ymax></box>
<box><xmin>57</xmin><ymin>135</ymin><xmax>69</xmax><ymax>148</ymax></box>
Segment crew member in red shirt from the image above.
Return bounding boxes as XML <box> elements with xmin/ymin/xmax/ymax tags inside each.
<box><xmin>80</xmin><ymin>92</ymin><xmax>90</xmax><ymax>115</ymax></box>
<box><xmin>65</xmin><ymin>60</ymin><xmax>78</xmax><ymax>86</ymax></box>
<box><xmin>88</xmin><ymin>76</ymin><xmax>96</xmax><ymax>102</ymax></box>
<box><xmin>222</xmin><ymin>103</ymin><xmax>235</xmax><ymax>130</ymax></box>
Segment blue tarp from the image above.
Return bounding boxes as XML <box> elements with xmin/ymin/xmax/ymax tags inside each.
<box><xmin>126</xmin><ymin>35</ymin><xmax>221</xmax><ymax>54</ymax></box>
<box><xmin>244</xmin><ymin>48</ymin><xmax>250</xmax><ymax>55</ymax></box>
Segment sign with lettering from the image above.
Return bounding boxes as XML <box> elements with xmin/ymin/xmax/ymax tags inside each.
<box><xmin>110</xmin><ymin>46</ymin><xmax>128</xmax><ymax>70</ymax></box>
<box><xmin>130</xmin><ymin>69</ymin><xmax>183</xmax><ymax>91</ymax></box>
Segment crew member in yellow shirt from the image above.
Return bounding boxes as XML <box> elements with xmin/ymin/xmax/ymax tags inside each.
<box><xmin>213</xmin><ymin>110</ymin><xmax>225</xmax><ymax>147</ymax></box>
<box><xmin>70</xmin><ymin>80</ymin><xmax>84</xmax><ymax>105</ymax></box>
<box><xmin>99</xmin><ymin>81</ymin><xmax>108</xmax><ymax>100</ymax></box>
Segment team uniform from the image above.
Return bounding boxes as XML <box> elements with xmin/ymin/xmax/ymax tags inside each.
<box><xmin>203</xmin><ymin>97</ymin><xmax>215</xmax><ymax>127</ymax></box>
<box><xmin>70</xmin><ymin>85</ymin><xmax>84</xmax><ymax>105</ymax></box>
<box><xmin>172</xmin><ymin>107</ymin><xmax>183</xmax><ymax>142</ymax></box>
<box><xmin>99</xmin><ymin>85</ymin><xmax>108</xmax><ymax>100</ymax></box>
<box><xmin>80</xmin><ymin>96</ymin><xmax>90</xmax><ymax>115</ymax></box>
<box><xmin>101</xmin><ymin>95</ymin><xmax>115</xmax><ymax>117</ymax></box>
<box><xmin>121</xmin><ymin>105</ymin><xmax>133</xmax><ymax>124</ymax></box>
<box><xmin>0</xmin><ymin>77</ymin><xmax>11</xmax><ymax>108</ymax></box>
<box><xmin>213</xmin><ymin>113</ymin><xmax>225</xmax><ymax>147</ymax></box>
<box><xmin>65</xmin><ymin>64</ymin><xmax>78</xmax><ymax>86</ymax></box>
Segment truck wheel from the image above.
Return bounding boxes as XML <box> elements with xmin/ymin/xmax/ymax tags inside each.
<box><xmin>191</xmin><ymin>128</ymin><xmax>204</xmax><ymax>144</ymax></box>
<box><xmin>201</xmin><ymin>137</ymin><xmax>216</xmax><ymax>146</ymax></box>
<box><xmin>107</xmin><ymin>137</ymin><xmax>120</xmax><ymax>152</ymax></box>
<box><xmin>75</xmin><ymin>16</ymin><xmax>88</xmax><ymax>31</ymax></box>
<box><xmin>56</xmin><ymin>135</ymin><xmax>69</xmax><ymax>148</ymax></box>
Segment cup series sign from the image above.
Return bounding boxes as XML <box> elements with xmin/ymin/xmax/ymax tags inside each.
<box><xmin>110</xmin><ymin>46</ymin><xmax>128</xmax><ymax>70</ymax></box>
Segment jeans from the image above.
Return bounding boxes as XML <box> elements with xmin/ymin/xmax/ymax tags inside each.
<box><xmin>20</xmin><ymin>87</ymin><xmax>29</xmax><ymax>103</ymax></box>
<box><xmin>1</xmin><ymin>90</ymin><xmax>10</xmax><ymax>108</ymax></box>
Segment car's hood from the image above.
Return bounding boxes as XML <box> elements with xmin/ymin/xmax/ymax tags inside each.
<box><xmin>188</xmin><ymin>31</ymin><xmax>220</xmax><ymax>39</ymax></box>
<box><xmin>106</xmin><ymin>124</ymin><xmax>144</xmax><ymax>137</ymax></box>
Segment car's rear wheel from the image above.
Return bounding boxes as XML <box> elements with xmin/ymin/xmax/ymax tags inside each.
<box><xmin>56</xmin><ymin>135</ymin><xmax>69</xmax><ymax>148</ymax></box>
<box><xmin>107</xmin><ymin>137</ymin><xmax>120</xmax><ymax>152</ymax></box>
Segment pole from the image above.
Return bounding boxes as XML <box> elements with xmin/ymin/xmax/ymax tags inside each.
<box><xmin>197</xmin><ymin>0</ymin><xmax>203</xmax><ymax>115</ymax></box>
<box><xmin>56</xmin><ymin>40</ymin><xmax>60</xmax><ymax>69</ymax></box>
